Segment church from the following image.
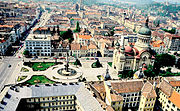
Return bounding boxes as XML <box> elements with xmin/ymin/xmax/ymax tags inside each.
<box><xmin>112</xmin><ymin>18</ymin><xmax>156</xmax><ymax>74</ymax></box>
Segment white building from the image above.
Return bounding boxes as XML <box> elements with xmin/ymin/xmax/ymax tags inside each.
<box><xmin>25</xmin><ymin>33</ymin><xmax>51</xmax><ymax>56</ymax></box>
<box><xmin>0</xmin><ymin>35</ymin><xmax>11</xmax><ymax>55</ymax></box>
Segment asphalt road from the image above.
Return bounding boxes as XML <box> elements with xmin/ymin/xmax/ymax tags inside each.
<box><xmin>0</xmin><ymin>57</ymin><xmax>22</xmax><ymax>92</ymax></box>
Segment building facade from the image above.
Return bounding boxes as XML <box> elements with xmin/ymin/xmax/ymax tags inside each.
<box><xmin>25</xmin><ymin>33</ymin><xmax>51</xmax><ymax>56</ymax></box>
<box><xmin>112</xmin><ymin>18</ymin><xmax>155</xmax><ymax>73</ymax></box>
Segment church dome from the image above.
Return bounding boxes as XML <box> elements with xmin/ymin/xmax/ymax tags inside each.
<box><xmin>138</xmin><ymin>26</ymin><xmax>151</xmax><ymax>35</ymax></box>
<box><xmin>125</xmin><ymin>46</ymin><xmax>133</xmax><ymax>53</ymax></box>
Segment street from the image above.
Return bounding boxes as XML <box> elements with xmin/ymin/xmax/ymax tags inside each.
<box><xmin>0</xmin><ymin>10</ymin><xmax>50</xmax><ymax>92</ymax></box>
<box><xmin>0</xmin><ymin>57</ymin><xmax>22</xmax><ymax>92</ymax></box>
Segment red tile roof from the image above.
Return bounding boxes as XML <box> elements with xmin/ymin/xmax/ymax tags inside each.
<box><xmin>79</xmin><ymin>34</ymin><xmax>92</xmax><ymax>40</ymax></box>
<box><xmin>168</xmin><ymin>91</ymin><xmax>180</xmax><ymax>108</ymax></box>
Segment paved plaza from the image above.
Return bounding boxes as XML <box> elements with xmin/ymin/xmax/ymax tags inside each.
<box><xmin>14</xmin><ymin>59</ymin><xmax>119</xmax><ymax>84</ymax></box>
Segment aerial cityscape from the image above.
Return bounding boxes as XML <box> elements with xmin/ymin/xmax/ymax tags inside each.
<box><xmin>0</xmin><ymin>0</ymin><xmax>179</xmax><ymax>111</ymax></box>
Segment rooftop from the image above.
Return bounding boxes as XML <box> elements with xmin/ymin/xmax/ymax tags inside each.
<box><xmin>0</xmin><ymin>83</ymin><xmax>103</xmax><ymax>111</ymax></box>
<box><xmin>26</xmin><ymin>34</ymin><xmax>51</xmax><ymax>41</ymax></box>
<box><xmin>110</xmin><ymin>80</ymin><xmax>144</xmax><ymax>93</ymax></box>
<box><xmin>168</xmin><ymin>91</ymin><xmax>180</xmax><ymax>108</ymax></box>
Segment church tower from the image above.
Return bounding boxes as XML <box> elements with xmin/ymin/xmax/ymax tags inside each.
<box><xmin>134</xmin><ymin>17</ymin><xmax>151</xmax><ymax>51</ymax></box>
<box><xmin>80</xmin><ymin>0</ymin><xmax>83</xmax><ymax>10</ymax></box>
<box><xmin>117</xmin><ymin>38</ymin><xmax>126</xmax><ymax>74</ymax></box>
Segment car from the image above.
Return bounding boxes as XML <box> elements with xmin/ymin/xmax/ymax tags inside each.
<box><xmin>8</xmin><ymin>64</ymin><xmax>11</xmax><ymax>68</ymax></box>
<box><xmin>32</xmin><ymin>58</ymin><xmax>36</xmax><ymax>60</ymax></box>
<box><xmin>18</xmin><ymin>56</ymin><xmax>21</xmax><ymax>58</ymax></box>
<box><xmin>49</xmin><ymin>58</ymin><xmax>54</xmax><ymax>60</ymax></box>
<box><xmin>43</xmin><ymin>58</ymin><xmax>48</xmax><ymax>60</ymax></box>
<box><xmin>38</xmin><ymin>58</ymin><xmax>42</xmax><ymax>60</ymax></box>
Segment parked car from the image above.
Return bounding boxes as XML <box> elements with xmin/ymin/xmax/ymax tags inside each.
<box><xmin>32</xmin><ymin>58</ymin><xmax>36</xmax><ymax>60</ymax></box>
<box><xmin>38</xmin><ymin>58</ymin><xmax>42</xmax><ymax>60</ymax></box>
<box><xmin>8</xmin><ymin>64</ymin><xmax>11</xmax><ymax>68</ymax></box>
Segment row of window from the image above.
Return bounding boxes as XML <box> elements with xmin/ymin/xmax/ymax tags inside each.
<box><xmin>41</xmin><ymin>101</ymin><xmax>74</xmax><ymax>106</ymax></box>
<box><xmin>26</xmin><ymin>42</ymin><xmax>50</xmax><ymax>44</ymax></box>
<box><xmin>28</xmin><ymin>50</ymin><xmax>51</xmax><ymax>52</ymax></box>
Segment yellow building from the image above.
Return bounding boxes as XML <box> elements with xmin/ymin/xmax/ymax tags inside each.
<box><xmin>104</xmin><ymin>81</ymin><xmax>123</xmax><ymax>111</ymax></box>
<box><xmin>138</xmin><ymin>81</ymin><xmax>157</xmax><ymax>111</ymax></box>
<box><xmin>104</xmin><ymin>80</ymin><xmax>144</xmax><ymax>111</ymax></box>
<box><xmin>158</xmin><ymin>78</ymin><xmax>180</xmax><ymax>111</ymax></box>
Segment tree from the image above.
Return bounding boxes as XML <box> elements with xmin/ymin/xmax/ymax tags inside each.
<box><xmin>144</xmin><ymin>65</ymin><xmax>156</xmax><ymax>77</ymax></box>
<box><xmin>154</xmin><ymin>53</ymin><xmax>176</xmax><ymax>73</ymax></box>
<box><xmin>176</xmin><ymin>58</ymin><xmax>180</xmax><ymax>69</ymax></box>
<box><xmin>75</xmin><ymin>4</ymin><xmax>79</xmax><ymax>12</ymax></box>
<box><xmin>57</xmin><ymin>25</ymin><xmax>60</xmax><ymax>35</ymax></box>
<box><xmin>23</xmin><ymin>50</ymin><xmax>29</xmax><ymax>57</ymax></box>
<box><xmin>52</xmin><ymin>26</ymin><xmax>56</xmax><ymax>35</ymax></box>
<box><xmin>74</xmin><ymin>59</ymin><xmax>82</xmax><ymax>67</ymax></box>
<box><xmin>74</xmin><ymin>21</ymin><xmax>80</xmax><ymax>32</ymax></box>
<box><xmin>92</xmin><ymin>59</ymin><xmax>102</xmax><ymax>68</ymax></box>
<box><xmin>60</xmin><ymin>29</ymin><xmax>74</xmax><ymax>43</ymax></box>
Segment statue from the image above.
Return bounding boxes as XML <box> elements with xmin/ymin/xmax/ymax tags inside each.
<box><xmin>64</xmin><ymin>51</ymin><xmax>69</xmax><ymax>72</ymax></box>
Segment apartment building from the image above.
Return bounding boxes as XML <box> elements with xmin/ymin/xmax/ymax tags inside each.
<box><xmin>0</xmin><ymin>83</ymin><xmax>103</xmax><ymax>111</ymax></box>
<box><xmin>158</xmin><ymin>77</ymin><xmax>180</xmax><ymax>111</ymax></box>
<box><xmin>25</xmin><ymin>33</ymin><xmax>51</xmax><ymax>56</ymax></box>
<box><xmin>138</xmin><ymin>81</ymin><xmax>157</xmax><ymax>111</ymax></box>
<box><xmin>103</xmin><ymin>80</ymin><xmax>145</xmax><ymax>111</ymax></box>
<box><xmin>0</xmin><ymin>34</ymin><xmax>11</xmax><ymax>55</ymax></box>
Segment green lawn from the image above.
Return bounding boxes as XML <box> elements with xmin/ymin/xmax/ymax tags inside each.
<box><xmin>31</xmin><ymin>62</ymin><xmax>55</xmax><ymax>71</ymax></box>
<box><xmin>20</xmin><ymin>67</ymin><xmax>29</xmax><ymax>72</ymax></box>
<box><xmin>25</xmin><ymin>75</ymin><xmax>55</xmax><ymax>85</ymax></box>
<box><xmin>17</xmin><ymin>76</ymin><xmax>27</xmax><ymax>82</ymax></box>
<box><xmin>108</xmin><ymin>62</ymin><xmax>112</xmax><ymax>67</ymax></box>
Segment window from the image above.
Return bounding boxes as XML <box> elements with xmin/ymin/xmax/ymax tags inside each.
<box><xmin>173</xmin><ymin>104</ymin><xmax>175</xmax><ymax>108</ymax></box>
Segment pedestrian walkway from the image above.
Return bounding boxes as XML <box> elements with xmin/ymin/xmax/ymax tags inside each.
<box><xmin>10</xmin><ymin>60</ymin><xmax>118</xmax><ymax>84</ymax></box>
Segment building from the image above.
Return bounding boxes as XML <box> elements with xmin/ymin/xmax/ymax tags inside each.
<box><xmin>25</xmin><ymin>33</ymin><xmax>51</xmax><ymax>56</ymax></box>
<box><xmin>0</xmin><ymin>34</ymin><xmax>11</xmax><ymax>55</ymax></box>
<box><xmin>158</xmin><ymin>77</ymin><xmax>180</xmax><ymax>111</ymax></box>
<box><xmin>87</xmin><ymin>43</ymin><xmax>97</xmax><ymax>57</ymax></box>
<box><xmin>168</xmin><ymin>35</ymin><xmax>180</xmax><ymax>52</ymax></box>
<box><xmin>151</xmin><ymin>40</ymin><xmax>167</xmax><ymax>54</ymax></box>
<box><xmin>0</xmin><ymin>83</ymin><xmax>103</xmax><ymax>111</ymax></box>
<box><xmin>74</xmin><ymin>34</ymin><xmax>92</xmax><ymax>46</ymax></box>
<box><xmin>112</xmin><ymin>18</ymin><xmax>155</xmax><ymax>73</ymax></box>
<box><xmin>138</xmin><ymin>81</ymin><xmax>157</xmax><ymax>111</ymax></box>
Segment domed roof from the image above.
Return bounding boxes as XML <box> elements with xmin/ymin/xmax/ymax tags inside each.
<box><xmin>138</xmin><ymin>26</ymin><xmax>151</xmax><ymax>35</ymax></box>
<box><xmin>125</xmin><ymin>46</ymin><xmax>133</xmax><ymax>53</ymax></box>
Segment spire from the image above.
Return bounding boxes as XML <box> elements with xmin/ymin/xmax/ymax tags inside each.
<box><xmin>121</xmin><ymin>36</ymin><xmax>125</xmax><ymax>50</ymax></box>
<box><xmin>145</xmin><ymin>17</ymin><xmax>149</xmax><ymax>28</ymax></box>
